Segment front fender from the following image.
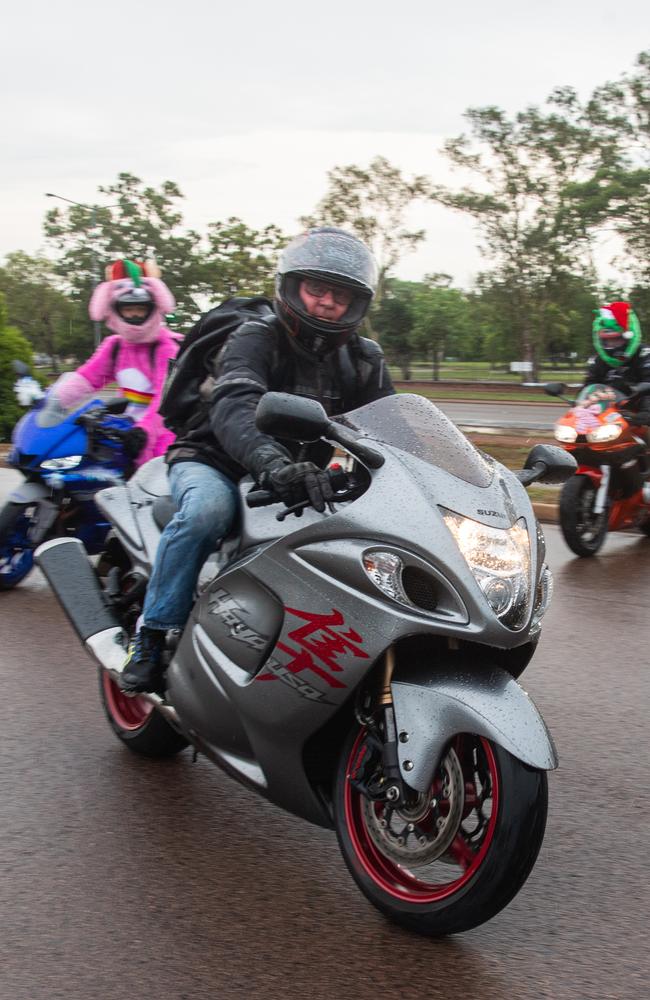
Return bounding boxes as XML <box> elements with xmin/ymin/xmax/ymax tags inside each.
<box><xmin>8</xmin><ymin>481</ymin><xmax>50</xmax><ymax>504</ymax></box>
<box><xmin>391</xmin><ymin>660</ymin><xmax>558</xmax><ymax>794</ymax></box>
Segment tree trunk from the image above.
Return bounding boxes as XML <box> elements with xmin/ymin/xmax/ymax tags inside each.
<box><xmin>432</xmin><ymin>347</ymin><xmax>441</xmax><ymax>382</ymax></box>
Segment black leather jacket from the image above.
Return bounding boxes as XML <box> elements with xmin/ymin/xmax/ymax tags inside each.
<box><xmin>583</xmin><ymin>347</ymin><xmax>650</xmax><ymax>413</ymax></box>
<box><xmin>166</xmin><ymin>314</ymin><xmax>395</xmax><ymax>481</ymax></box>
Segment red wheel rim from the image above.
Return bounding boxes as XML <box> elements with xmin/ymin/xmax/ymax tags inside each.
<box><xmin>344</xmin><ymin>730</ymin><xmax>500</xmax><ymax>903</ymax></box>
<box><xmin>102</xmin><ymin>671</ymin><xmax>154</xmax><ymax>731</ymax></box>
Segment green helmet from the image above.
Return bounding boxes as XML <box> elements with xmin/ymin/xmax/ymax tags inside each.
<box><xmin>592</xmin><ymin>301</ymin><xmax>642</xmax><ymax>367</ymax></box>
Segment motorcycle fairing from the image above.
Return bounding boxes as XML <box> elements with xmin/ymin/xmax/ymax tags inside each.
<box><xmin>163</xmin><ymin>444</ymin><xmax>545</xmax><ymax>828</ymax></box>
<box><xmin>391</xmin><ymin>660</ymin><xmax>558</xmax><ymax>795</ymax></box>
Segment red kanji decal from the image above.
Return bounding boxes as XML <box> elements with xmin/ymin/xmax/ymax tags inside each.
<box><xmin>274</xmin><ymin>607</ymin><xmax>369</xmax><ymax>689</ymax></box>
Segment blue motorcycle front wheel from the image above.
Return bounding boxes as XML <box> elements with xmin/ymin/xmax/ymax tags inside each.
<box><xmin>0</xmin><ymin>502</ymin><xmax>35</xmax><ymax>590</ymax></box>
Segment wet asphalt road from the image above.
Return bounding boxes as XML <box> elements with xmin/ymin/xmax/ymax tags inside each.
<box><xmin>1</xmin><ymin>466</ymin><xmax>650</xmax><ymax>1000</ymax></box>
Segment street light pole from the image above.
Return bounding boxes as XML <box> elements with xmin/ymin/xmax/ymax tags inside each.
<box><xmin>45</xmin><ymin>192</ymin><xmax>105</xmax><ymax>349</ymax></box>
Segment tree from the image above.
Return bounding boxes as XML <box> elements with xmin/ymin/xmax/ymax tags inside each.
<box><xmin>44</xmin><ymin>173</ymin><xmax>206</xmax><ymax>345</ymax></box>
<box><xmin>410</xmin><ymin>278</ymin><xmax>472</xmax><ymax>381</ymax></box>
<box><xmin>372</xmin><ymin>280</ymin><xmax>417</xmax><ymax>378</ymax></box>
<box><xmin>202</xmin><ymin>219</ymin><xmax>287</xmax><ymax>302</ymax></box>
<box><xmin>433</xmin><ymin>90</ymin><xmax>610</xmax><ymax>379</ymax></box>
<box><xmin>43</xmin><ymin>173</ymin><xmax>290</xmax><ymax>345</ymax></box>
<box><xmin>579</xmin><ymin>52</ymin><xmax>650</xmax><ymax>292</ymax></box>
<box><xmin>0</xmin><ymin>294</ymin><xmax>35</xmax><ymax>441</ymax></box>
<box><xmin>301</xmin><ymin>156</ymin><xmax>431</xmax><ymax>336</ymax></box>
<box><xmin>0</xmin><ymin>253</ymin><xmax>79</xmax><ymax>368</ymax></box>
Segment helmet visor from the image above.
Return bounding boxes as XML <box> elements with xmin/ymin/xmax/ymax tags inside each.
<box><xmin>114</xmin><ymin>287</ymin><xmax>154</xmax><ymax>326</ymax></box>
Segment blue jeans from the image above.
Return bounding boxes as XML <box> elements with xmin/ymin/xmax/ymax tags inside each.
<box><xmin>143</xmin><ymin>461</ymin><xmax>240</xmax><ymax>630</ymax></box>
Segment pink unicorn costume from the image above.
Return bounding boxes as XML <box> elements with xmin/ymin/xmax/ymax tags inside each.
<box><xmin>53</xmin><ymin>270</ymin><xmax>181</xmax><ymax>467</ymax></box>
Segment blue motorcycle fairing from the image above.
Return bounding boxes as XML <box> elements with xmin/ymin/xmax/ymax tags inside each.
<box><xmin>11</xmin><ymin>398</ymin><xmax>133</xmax><ymax>466</ymax></box>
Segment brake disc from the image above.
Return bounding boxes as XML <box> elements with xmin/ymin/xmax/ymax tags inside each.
<box><xmin>361</xmin><ymin>748</ymin><xmax>465</xmax><ymax>866</ymax></box>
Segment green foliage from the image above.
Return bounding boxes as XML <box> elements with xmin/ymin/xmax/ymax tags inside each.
<box><xmin>202</xmin><ymin>219</ymin><xmax>287</xmax><ymax>302</ymax></box>
<box><xmin>44</xmin><ymin>173</ymin><xmax>205</xmax><ymax>345</ymax></box>
<box><xmin>0</xmin><ymin>253</ymin><xmax>80</xmax><ymax>367</ymax></box>
<box><xmin>433</xmin><ymin>89</ymin><xmax>614</xmax><ymax>377</ymax></box>
<box><xmin>373</xmin><ymin>278</ymin><xmax>479</xmax><ymax>377</ymax></box>
<box><xmin>372</xmin><ymin>281</ymin><xmax>416</xmax><ymax>377</ymax></box>
<box><xmin>0</xmin><ymin>294</ymin><xmax>35</xmax><ymax>441</ymax></box>
<box><xmin>410</xmin><ymin>279</ymin><xmax>473</xmax><ymax>380</ymax></box>
<box><xmin>43</xmin><ymin>174</ymin><xmax>288</xmax><ymax>342</ymax></box>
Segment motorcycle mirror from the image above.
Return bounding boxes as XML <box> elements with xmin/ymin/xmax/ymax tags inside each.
<box><xmin>12</xmin><ymin>359</ymin><xmax>30</xmax><ymax>376</ymax></box>
<box><xmin>543</xmin><ymin>382</ymin><xmax>566</xmax><ymax>397</ymax></box>
<box><xmin>104</xmin><ymin>397</ymin><xmax>130</xmax><ymax>415</ymax></box>
<box><xmin>516</xmin><ymin>444</ymin><xmax>577</xmax><ymax>486</ymax></box>
<box><xmin>255</xmin><ymin>392</ymin><xmax>330</xmax><ymax>442</ymax></box>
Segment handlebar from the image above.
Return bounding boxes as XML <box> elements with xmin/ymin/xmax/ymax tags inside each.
<box><xmin>246</xmin><ymin>489</ymin><xmax>274</xmax><ymax>508</ymax></box>
<box><xmin>245</xmin><ymin>467</ymin><xmax>359</xmax><ymax>519</ymax></box>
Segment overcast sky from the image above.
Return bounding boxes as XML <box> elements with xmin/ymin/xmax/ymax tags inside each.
<box><xmin>2</xmin><ymin>0</ymin><xmax>647</xmax><ymax>288</ymax></box>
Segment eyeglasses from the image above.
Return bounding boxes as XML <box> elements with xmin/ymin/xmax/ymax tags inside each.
<box><xmin>301</xmin><ymin>278</ymin><xmax>354</xmax><ymax>306</ymax></box>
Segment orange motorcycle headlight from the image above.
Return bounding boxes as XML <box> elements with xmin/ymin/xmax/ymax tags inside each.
<box><xmin>554</xmin><ymin>424</ymin><xmax>577</xmax><ymax>443</ymax></box>
<box><xmin>586</xmin><ymin>424</ymin><xmax>622</xmax><ymax>443</ymax></box>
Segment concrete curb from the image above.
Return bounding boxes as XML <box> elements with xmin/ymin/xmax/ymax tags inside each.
<box><xmin>532</xmin><ymin>502</ymin><xmax>559</xmax><ymax>523</ymax></box>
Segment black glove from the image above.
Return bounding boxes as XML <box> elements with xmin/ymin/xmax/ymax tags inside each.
<box><xmin>262</xmin><ymin>457</ymin><xmax>334</xmax><ymax>513</ymax></box>
<box><xmin>121</xmin><ymin>426</ymin><xmax>148</xmax><ymax>459</ymax></box>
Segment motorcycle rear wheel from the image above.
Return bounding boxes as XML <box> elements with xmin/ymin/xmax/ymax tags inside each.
<box><xmin>99</xmin><ymin>669</ymin><xmax>188</xmax><ymax>757</ymax></box>
<box><xmin>334</xmin><ymin>725</ymin><xmax>547</xmax><ymax>936</ymax></box>
<box><xmin>0</xmin><ymin>502</ymin><xmax>35</xmax><ymax>590</ymax></box>
<box><xmin>559</xmin><ymin>474</ymin><xmax>608</xmax><ymax>557</ymax></box>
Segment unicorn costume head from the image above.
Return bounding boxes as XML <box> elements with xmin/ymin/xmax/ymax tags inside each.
<box><xmin>89</xmin><ymin>259</ymin><xmax>175</xmax><ymax>344</ymax></box>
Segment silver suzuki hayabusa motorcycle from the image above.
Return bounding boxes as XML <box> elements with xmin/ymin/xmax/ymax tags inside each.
<box><xmin>36</xmin><ymin>392</ymin><xmax>575</xmax><ymax>936</ymax></box>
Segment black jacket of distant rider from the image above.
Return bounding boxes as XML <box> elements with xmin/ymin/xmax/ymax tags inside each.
<box><xmin>583</xmin><ymin>346</ymin><xmax>650</xmax><ymax>415</ymax></box>
<box><xmin>166</xmin><ymin>312</ymin><xmax>395</xmax><ymax>482</ymax></box>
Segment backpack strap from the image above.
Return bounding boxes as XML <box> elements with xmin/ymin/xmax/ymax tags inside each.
<box><xmin>109</xmin><ymin>337</ymin><xmax>160</xmax><ymax>388</ymax></box>
<box><xmin>110</xmin><ymin>338</ymin><xmax>121</xmax><ymax>369</ymax></box>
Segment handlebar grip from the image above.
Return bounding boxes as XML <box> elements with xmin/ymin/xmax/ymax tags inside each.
<box><xmin>246</xmin><ymin>489</ymin><xmax>275</xmax><ymax>508</ymax></box>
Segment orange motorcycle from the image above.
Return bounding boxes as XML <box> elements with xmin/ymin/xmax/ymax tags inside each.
<box><xmin>544</xmin><ymin>381</ymin><xmax>650</xmax><ymax>556</ymax></box>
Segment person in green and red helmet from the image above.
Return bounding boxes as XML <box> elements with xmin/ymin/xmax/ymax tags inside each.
<box><xmin>583</xmin><ymin>301</ymin><xmax>650</xmax><ymax>414</ymax></box>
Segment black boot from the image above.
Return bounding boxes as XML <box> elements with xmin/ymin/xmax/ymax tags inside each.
<box><xmin>119</xmin><ymin>625</ymin><xmax>167</xmax><ymax>693</ymax></box>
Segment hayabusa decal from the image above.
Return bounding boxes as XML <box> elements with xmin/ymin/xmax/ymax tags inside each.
<box><xmin>208</xmin><ymin>587</ymin><xmax>268</xmax><ymax>650</ymax></box>
<box><xmin>257</xmin><ymin>606</ymin><xmax>368</xmax><ymax>698</ymax></box>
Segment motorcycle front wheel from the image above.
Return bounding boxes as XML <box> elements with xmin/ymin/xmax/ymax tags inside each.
<box><xmin>559</xmin><ymin>474</ymin><xmax>608</xmax><ymax>556</ymax></box>
<box><xmin>0</xmin><ymin>502</ymin><xmax>35</xmax><ymax>590</ymax></box>
<box><xmin>334</xmin><ymin>726</ymin><xmax>547</xmax><ymax>937</ymax></box>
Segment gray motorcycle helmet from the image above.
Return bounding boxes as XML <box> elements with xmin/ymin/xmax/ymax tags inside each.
<box><xmin>114</xmin><ymin>285</ymin><xmax>155</xmax><ymax>326</ymax></box>
<box><xmin>275</xmin><ymin>227</ymin><xmax>378</xmax><ymax>357</ymax></box>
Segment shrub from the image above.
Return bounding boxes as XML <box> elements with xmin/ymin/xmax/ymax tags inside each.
<box><xmin>0</xmin><ymin>293</ymin><xmax>35</xmax><ymax>442</ymax></box>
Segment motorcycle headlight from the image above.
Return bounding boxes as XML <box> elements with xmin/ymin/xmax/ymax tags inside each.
<box><xmin>530</xmin><ymin>564</ymin><xmax>554</xmax><ymax>636</ymax></box>
<box><xmin>442</xmin><ymin>510</ymin><xmax>532</xmax><ymax>630</ymax></box>
<box><xmin>41</xmin><ymin>455</ymin><xmax>83</xmax><ymax>471</ymax></box>
<box><xmin>554</xmin><ymin>424</ymin><xmax>578</xmax><ymax>443</ymax></box>
<box><xmin>586</xmin><ymin>424</ymin><xmax>622</xmax><ymax>443</ymax></box>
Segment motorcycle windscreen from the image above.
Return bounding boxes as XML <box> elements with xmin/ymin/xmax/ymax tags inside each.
<box><xmin>338</xmin><ymin>393</ymin><xmax>494</xmax><ymax>487</ymax></box>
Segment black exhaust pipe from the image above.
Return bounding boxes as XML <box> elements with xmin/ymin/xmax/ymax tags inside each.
<box><xmin>35</xmin><ymin>537</ymin><xmax>120</xmax><ymax>641</ymax></box>
<box><xmin>35</xmin><ymin>538</ymin><xmax>181</xmax><ymax>726</ymax></box>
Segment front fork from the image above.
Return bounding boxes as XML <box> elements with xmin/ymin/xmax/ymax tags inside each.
<box><xmin>593</xmin><ymin>465</ymin><xmax>610</xmax><ymax>515</ymax></box>
<box><xmin>353</xmin><ymin>646</ymin><xmax>414</xmax><ymax>808</ymax></box>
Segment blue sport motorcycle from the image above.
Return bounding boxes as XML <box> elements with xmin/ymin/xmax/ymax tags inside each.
<box><xmin>1</xmin><ymin>364</ymin><xmax>135</xmax><ymax>590</ymax></box>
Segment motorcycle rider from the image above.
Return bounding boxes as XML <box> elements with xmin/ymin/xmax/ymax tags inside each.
<box><xmin>120</xmin><ymin>227</ymin><xmax>396</xmax><ymax>693</ymax></box>
<box><xmin>583</xmin><ymin>301</ymin><xmax>650</xmax><ymax>419</ymax></box>
<box><xmin>50</xmin><ymin>259</ymin><xmax>181</xmax><ymax>466</ymax></box>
